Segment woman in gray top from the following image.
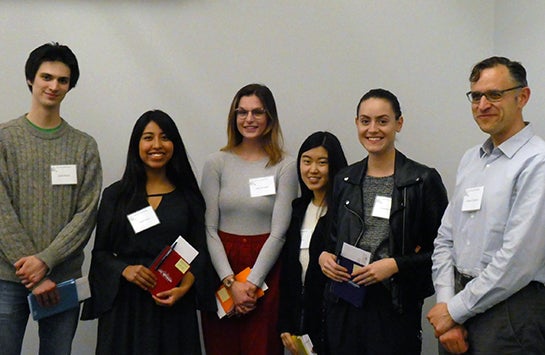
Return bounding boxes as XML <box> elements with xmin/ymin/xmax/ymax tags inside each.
<box><xmin>201</xmin><ymin>83</ymin><xmax>298</xmax><ymax>355</ymax></box>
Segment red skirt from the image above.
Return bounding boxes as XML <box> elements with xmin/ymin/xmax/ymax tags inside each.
<box><xmin>202</xmin><ymin>231</ymin><xmax>282</xmax><ymax>355</ymax></box>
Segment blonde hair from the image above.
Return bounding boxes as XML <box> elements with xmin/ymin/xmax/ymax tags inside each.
<box><xmin>221</xmin><ymin>83</ymin><xmax>285</xmax><ymax>166</ymax></box>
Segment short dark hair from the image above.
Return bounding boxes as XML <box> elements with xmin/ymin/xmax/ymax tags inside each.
<box><xmin>469</xmin><ymin>56</ymin><xmax>527</xmax><ymax>87</ymax></box>
<box><xmin>356</xmin><ymin>88</ymin><xmax>402</xmax><ymax>120</ymax></box>
<box><xmin>296</xmin><ymin>131</ymin><xmax>348</xmax><ymax>207</ymax></box>
<box><xmin>25</xmin><ymin>42</ymin><xmax>80</xmax><ymax>92</ymax></box>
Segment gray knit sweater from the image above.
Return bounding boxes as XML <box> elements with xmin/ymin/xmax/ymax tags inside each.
<box><xmin>0</xmin><ymin>115</ymin><xmax>102</xmax><ymax>283</ymax></box>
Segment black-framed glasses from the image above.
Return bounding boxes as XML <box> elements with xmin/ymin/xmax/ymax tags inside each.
<box><xmin>466</xmin><ymin>85</ymin><xmax>524</xmax><ymax>103</ymax></box>
<box><xmin>235</xmin><ymin>108</ymin><xmax>267</xmax><ymax>119</ymax></box>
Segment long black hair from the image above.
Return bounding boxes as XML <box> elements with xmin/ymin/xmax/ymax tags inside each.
<box><xmin>296</xmin><ymin>131</ymin><xmax>348</xmax><ymax>208</ymax></box>
<box><xmin>113</xmin><ymin>110</ymin><xmax>204</xmax><ymax>242</ymax></box>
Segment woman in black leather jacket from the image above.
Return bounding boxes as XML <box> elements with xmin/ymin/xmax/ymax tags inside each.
<box><xmin>279</xmin><ymin>132</ymin><xmax>347</xmax><ymax>354</ymax></box>
<box><xmin>319</xmin><ymin>89</ymin><xmax>448</xmax><ymax>355</ymax></box>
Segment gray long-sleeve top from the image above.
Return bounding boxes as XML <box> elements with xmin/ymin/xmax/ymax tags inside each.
<box><xmin>201</xmin><ymin>151</ymin><xmax>298</xmax><ymax>287</ymax></box>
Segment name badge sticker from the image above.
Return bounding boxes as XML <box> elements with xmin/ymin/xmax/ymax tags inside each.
<box><xmin>300</xmin><ymin>229</ymin><xmax>312</xmax><ymax>249</ymax></box>
<box><xmin>371</xmin><ymin>195</ymin><xmax>392</xmax><ymax>219</ymax></box>
<box><xmin>51</xmin><ymin>165</ymin><xmax>77</xmax><ymax>185</ymax></box>
<box><xmin>249</xmin><ymin>175</ymin><xmax>276</xmax><ymax>197</ymax></box>
<box><xmin>462</xmin><ymin>186</ymin><xmax>484</xmax><ymax>212</ymax></box>
<box><xmin>127</xmin><ymin>206</ymin><xmax>160</xmax><ymax>234</ymax></box>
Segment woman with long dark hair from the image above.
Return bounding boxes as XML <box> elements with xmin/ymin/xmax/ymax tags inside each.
<box><xmin>279</xmin><ymin>132</ymin><xmax>348</xmax><ymax>354</ymax></box>
<box><xmin>82</xmin><ymin>110</ymin><xmax>215</xmax><ymax>354</ymax></box>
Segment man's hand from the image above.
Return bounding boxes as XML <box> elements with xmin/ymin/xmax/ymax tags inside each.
<box><xmin>319</xmin><ymin>251</ymin><xmax>350</xmax><ymax>282</ymax></box>
<box><xmin>32</xmin><ymin>278</ymin><xmax>59</xmax><ymax>307</ymax></box>
<box><xmin>122</xmin><ymin>265</ymin><xmax>157</xmax><ymax>290</ymax></box>
<box><xmin>14</xmin><ymin>255</ymin><xmax>49</xmax><ymax>289</ymax></box>
<box><xmin>427</xmin><ymin>302</ymin><xmax>457</xmax><ymax>337</ymax></box>
<box><xmin>352</xmin><ymin>258</ymin><xmax>399</xmax><ymax>285</ymax></box>
<box><xmin>439</xmin><ymin>325</ymin><xmax>469</xmax><ymax>354</ymax></box>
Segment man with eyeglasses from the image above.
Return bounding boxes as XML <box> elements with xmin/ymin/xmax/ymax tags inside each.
<box><xmin>428</xmin><ymin>56</ymin><xmax>545</xmax><ymax>354</ymax></box>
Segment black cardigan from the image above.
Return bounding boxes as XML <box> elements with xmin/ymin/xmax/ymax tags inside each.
<box><xmin>278</xmin><ymin>196</ymin><xmax>329</xmax><ymax>354</ymax></box>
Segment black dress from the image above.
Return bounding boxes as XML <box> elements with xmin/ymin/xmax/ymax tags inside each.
<box><xmin>82</xmin><ymin>182</ymin><xmax>216</xmax><ymax>355</ymax></box>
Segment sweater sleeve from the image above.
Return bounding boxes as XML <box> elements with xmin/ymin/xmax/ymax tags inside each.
<box><xmin>247</xmin><ymin>157</ymin><xmax>298</xmax><ymax>287</ymax></box>
<box><xmin>36</xmin><ymin>138</ymin><xmax>102</xmax><ymax>273</ymax></box>
<box><xmin>202</xmin><ymin>153</ymin><xmax>234</xmax><ymax>281</ymax></box>
<box><xmin>0</xmin><ymin>129</ymin><xmax>37</xmax><ymax>265</ymax></box>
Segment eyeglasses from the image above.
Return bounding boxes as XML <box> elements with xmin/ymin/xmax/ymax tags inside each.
<box><xmin>235</xmin><ymin>108</ymin><xmax>267</xmax><ymax>119</ymax></box>
<box><xmin>466</xmin><ymin>85</ymin><xmax>524</xmax><ymax>103</ymax></box>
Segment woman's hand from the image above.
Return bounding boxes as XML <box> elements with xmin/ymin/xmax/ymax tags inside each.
<box><xmin>122</xmin><ymin>265</ymin><xmax>157</xmax><ymax>290</ymax></box>
<box><xmin>230</xmin><ymin>280</ymin><xmax>257</xmax><ymax>315</ymax></box>
<box><xmin>352</xmin><ymin>258</ymin><xmax>399</xmax><ymax>286</ymax></box>
<box><xmin>280</xmin><ymin>332</ymin><xmax>298</xmax><ymax>354</ymax></box>
<box><xmin>319</xmin><ymin>251</ymin><xmax>350</xmax><ymax>282</ymax></box>
<box><xmin>153</xmin><ymin>271</ymin><xmax>195</xmax><ymax>307</ymax></box>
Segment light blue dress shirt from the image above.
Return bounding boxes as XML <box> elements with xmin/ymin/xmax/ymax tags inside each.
<box><xmin>432</xmin><ymin>123</ymin><xmax>545</xmax><ymax>324</ymax></box>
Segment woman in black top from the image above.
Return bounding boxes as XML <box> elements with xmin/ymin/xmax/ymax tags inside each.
<box><xmin>82</xmin><ymin>110</ymin><xmax>216</xmax><ymax>354</ymax></box>
<box><xmin>279</xmin><ymin>131</ymin><xmax>347</xmax><ymax>354</ymax></box>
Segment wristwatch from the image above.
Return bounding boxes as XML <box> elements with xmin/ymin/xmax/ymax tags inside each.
<box><xmin>223</xmin><ymin>276</ymin><xmax>235</xmax><ymax>288</ymax></box>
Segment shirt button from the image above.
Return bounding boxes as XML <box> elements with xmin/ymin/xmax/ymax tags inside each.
<box><xmin>466</xmin><ymin>240</ymin><xmax>470</xmax><ymax>246</ymax></box>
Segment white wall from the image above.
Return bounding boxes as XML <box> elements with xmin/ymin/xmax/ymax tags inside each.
<box><xmin>0</xmin><ymin>1</ymin><xmax>540</xmax><ymax>354</ymax></box>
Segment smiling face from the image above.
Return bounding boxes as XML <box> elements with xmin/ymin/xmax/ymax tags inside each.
<box><xmin>300</xmin><ymin>146</ymin><xmax>329</xmax><ymax>201</ymax></box>
<box><xmin>356</xmin><ymin>97</ymin><xmax>403</xmax><ymax>157</ymax></box>
<box><xmin>236</xmin><ymin>95</ymin><xmax>268</xmax><ymax>142</ymax></box>
<box><xmin>470</xmin><ymin>65</ymin><xmax>529</xmax><ymax>146</ymax></box>
<box><xmin>28</xmin><ymin>61</ymin><xmax>71</xmax><ymax>110</ymax></box>
<box><xmin>139</xmin><ymin>121</ymin><xmax>174</xmax><ymax>171</ymax></box>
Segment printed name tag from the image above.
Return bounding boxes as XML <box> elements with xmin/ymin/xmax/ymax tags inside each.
<box><xmin>51</xmin><ymin>165</ymin><xmax>77</xmax><ymax>185</ymax></box>
<box><xmin>249</xmin><ymin>175</ymin><xmax>276</xmax><ymax>197</ymax></box>
<box><xmin>127</xmin><ymin>206</ymin><xmax>160</xmax><ymax>234</ymax></box>
<box><xmin>372</xmin><ymin>195</ymin><xmax>391</xmax><ymax>219</ymax></box>
<box><xmin>300</xmin><ymin>229</ymin><xmax>312</xmax><ymax>249</ymax></box>
<box><xmin>462</xmin><ymin>186</ymin><xmax>484</xmax><ymax>212</ymax></box>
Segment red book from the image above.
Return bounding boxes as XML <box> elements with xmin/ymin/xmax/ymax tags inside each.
<box><xmin>149</xmin><ymin>236</ymin><xmax>198</xmax><ymax>295</ymax></box>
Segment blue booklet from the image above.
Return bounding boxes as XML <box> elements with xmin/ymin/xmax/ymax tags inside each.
<box><xmin>330</xmin><ymin>243</ymin><xmax>371</xmax><ymax>308</ymax></box>
<box><xmin>27</xmin><ymin>276</ymin><xmax>90</xmax><ymax>321</ymax></box>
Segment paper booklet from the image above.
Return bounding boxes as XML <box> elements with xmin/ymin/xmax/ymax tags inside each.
<box><xmin>28</xmin><ymin>276</ymin><xmax>91</xmax><ymax>321</ymax></box>
<box><xmin>291</xmin><ymin>334</ymin><xmax>316</xmax><ymax>355</ymax></box>
<box><xmin>215</xmin><ymin>267</ymin><xmax>268</xmax><ymax>318</ymax></box>
<box><xmin>330</xmin><ymin>242</ymin><xmax>371</xmax><ymax>308</ymax></box>
<box><xmin>149</xmin><ymin>235</ymin><xmax>199</xmax><ymax>295</ymax></box>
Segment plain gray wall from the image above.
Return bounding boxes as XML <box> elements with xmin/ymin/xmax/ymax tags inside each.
<box><xmin>0</xmin><ymin>1</ymin><xmax>543</xmax><ymax>354</ymax></box>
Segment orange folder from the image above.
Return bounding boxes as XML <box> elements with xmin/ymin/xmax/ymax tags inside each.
<box><xmin>215</xmin><ymin>267</ymin><xmax>267</xmax><ymax>318</ymax></box>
